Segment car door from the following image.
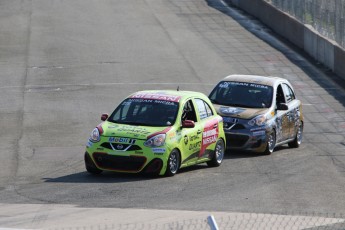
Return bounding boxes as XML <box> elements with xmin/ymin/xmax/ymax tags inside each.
<box><xmin>180</xmin><ymin>99</ymin><xmax>203</xmax><ymax>166</ymax></box>
<box><xmin>281</xmin><ymin>83</ymin><xmax>299</xmax><ymax>139</ymax></box>
<box><xmin>275</xmin><ymin>84</ymin><xmax>290</xmax><ymax>142</ymax></box>
<box><xmin>193</xmin><ymin>98</ymin><xmax>219</xmax><ymax>163</ymax></box>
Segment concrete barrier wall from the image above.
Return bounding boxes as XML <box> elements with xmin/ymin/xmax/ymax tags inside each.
<box><xmin>335</xmin><ymin>46</ymin><xmax>345</xmax><ymax>79</ymax></box>
<box><xmin>304</xmin><ymin>25</ymin><xmax>335</xmax><ymax>71</ymax></box>
<box><xmin>224</xmin><ymin>0</ymin><xmax>345</xmax><ymax>81</ymax></box>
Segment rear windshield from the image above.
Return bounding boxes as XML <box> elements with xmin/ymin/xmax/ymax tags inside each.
<box><xmin>108</xmin><ymin>98</ymin><xmax>179</xmax><ymax>127</ymax></box>
<box><xmin>209</xmin><ymin>81</ymin><xmax>273</xmax><ymax>108</ymax></box>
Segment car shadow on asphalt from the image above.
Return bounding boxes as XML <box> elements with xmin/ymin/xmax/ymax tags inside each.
<box><xmin>43</xmin><ymin>147</ymin><xmax>290</xmax><ymax>183</ymax></box>
<box><xmin>43</xmin><ymin>171</ymin><xmax>163</xmax><ymax>183</ymax></box>
<box><xmin>224</xmin><ymin>146</ymin><xmax>290</xmax><ymax>159</ymax></box>
<box><xmin>43</xmin><ymin>165</ymin><xmax>212</xmax><ymax>183</ymax></box>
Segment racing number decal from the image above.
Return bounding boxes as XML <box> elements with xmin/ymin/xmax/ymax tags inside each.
<box><xmin>200</xmin><ymin>119</ymin><xmax>219</xmax><ymax>157</ymax></box>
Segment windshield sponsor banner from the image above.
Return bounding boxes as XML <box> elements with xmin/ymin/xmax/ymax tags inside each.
<box><xmin>127</xmin><ymin>98</ymin><xmax>177</xmax><ymax>106</ymax></box>
<box><xmin>219</xmin><ymin>81</ymin><xmax>269</xmax><ymax>89</ymax></box>
<box><xmin>130</xmin><ymin>93</ymin><xmax>181</xmax><ymax>102</ymax></box>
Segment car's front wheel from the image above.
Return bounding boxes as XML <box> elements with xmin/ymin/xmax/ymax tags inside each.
<box><xmin>288</xmin><ymin>122</ymin><xmax>303</xmax><ymax>148</ymax></box>
<box><xmin>165</xmin><ymin>149</ymin><xmax>180</xmax><ymax>177</ymax></box>
<box><xmin>264</xmin><ymin>130</ymin><xmax>276</xmax><ymax>155</ymax></box>
<box><xmin>84</xmin><ymin>153</ymin><xmax>103</xmax><ymax>175</ymax></box>
<box><xmin>207</xmin><ymin>139</ymin><xmax>225</xmax><ymax>167</ymax></box>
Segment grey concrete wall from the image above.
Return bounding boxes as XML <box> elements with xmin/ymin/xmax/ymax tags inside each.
<box><xmin>304</xmin><ymin>25</ymin><xmax>335</xmax><ymax>71</ymax></box>
<box><xmin>224</xmin><ymin>0</ymin><xmax>345</xmax><ymax>81</ymax></box>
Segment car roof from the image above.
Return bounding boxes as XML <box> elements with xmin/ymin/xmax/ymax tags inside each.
<box><xmin>128</xmin><ymin>90</ymin><xmax>208</xmax><ymax>102</ymax></box>
<box><xmin>221</xmin><ymin>74</ymin><xmax>287</xmax><ymax>87</ymax></box>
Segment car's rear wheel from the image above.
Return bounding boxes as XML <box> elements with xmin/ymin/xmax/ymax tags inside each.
<box><xmin>264</xmin><ymin>130</ymin><xmax>276</xmax><ymax>155</ymax></box>
<box><xmin>84</xmin><ymin>153</ymin><xmax>103</xmax><ymax>175</ymax></box>
<box><xmin>165</xmin><ymin>149</ymin><xmax>180</xmax><ymax>177</ymax></box>
<box><xmin>288</xmin><ymin>122</ymin><xmax>303</xmax><ymax>148</ymax></box>
<box><xmin>207</xmin><ymin>139</ymin><xmax>225</xmax><ymax>167</ymax></box>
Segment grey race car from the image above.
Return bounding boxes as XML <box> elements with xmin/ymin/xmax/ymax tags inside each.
<box><xmin>209</xmin><ymin>75</ymin><xmax>303</xmax><ymax>154</ymax></box>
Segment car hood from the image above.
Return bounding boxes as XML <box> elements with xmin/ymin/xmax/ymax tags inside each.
<box><xmin>100</xmin><ymin>121</ymin><xmax>172</xmax><ymax>139</ymax></box>
<box><xmin>213</xmin><ymin>104</ymin><xmax>268</xmax><ymax>119</ymax></box>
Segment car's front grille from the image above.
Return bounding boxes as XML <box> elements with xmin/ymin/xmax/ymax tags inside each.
<box><xmin>226</xmin><ymin>134</ymin><xmax>249</xmax><ymax>147</ymax></box>
<box><xmin>100</xmin><ymin>142</ymin><xmax>142</xmax><ymax>151</ymax></box>
<box><xmin>224</xmin><ymin>123</ymin><xmax>246</xmax><ymax>130</ymax></box>
<box><xmin>92</xmin><ymin>153</ymin><xmax>146</xmax><ymax>172</ymax></box>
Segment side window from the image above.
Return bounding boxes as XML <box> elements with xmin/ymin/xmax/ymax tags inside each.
<box><xmin>276</xmin><ymin>85</ymin><xmax>286</xmax><ymax>105</ymax></box>
<box><xmin>181</xmin><ymin>100</ymin><xmax>197</xmax><ymax>122</ymax></box>
<box><xmin>195</xmin><ymin>99</ymin><xmax>213</xmax><ymax>120</ymax></box>
<box><xmin>204</xmin><ymin>101</ymin><xmax>213</xmax><ymax>117</ymax></box>
<box><xmin>282</xmin><ymin>83</ymin><xmax>295</xmax><ymax>103</ymax></box>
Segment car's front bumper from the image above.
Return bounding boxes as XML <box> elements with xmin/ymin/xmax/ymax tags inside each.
<box><xmin>85</xmin><ymin>139</ymin><xmax>170</xmax><ymax>175</ymax></box>
<box><xmin>224</xmin><ymin>127</ymin><xmax>269</xmax><ymax>153</ymax></box>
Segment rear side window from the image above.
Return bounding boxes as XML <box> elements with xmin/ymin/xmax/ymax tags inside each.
<box><xmin>282</xmin><ymin>84</ymin><xmax>295</xmax><ymax>103</ymax></box>
<box><xmin>195</xmin><ymin>98</ymin><xmax>213</xmax><ymax>120</ymax></box>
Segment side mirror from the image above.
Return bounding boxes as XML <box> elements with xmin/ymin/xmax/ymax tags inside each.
<box><xmin>182</xmin><ymin>120</ymin><xmax>195</xmax><ymax>128</ymax></box>
<box><xmin>101</xmin><ymin>113</ymin><xmax>109</xmax><ymax>121</ymax></box>
<box><xmin>277</xmin><ymin>103</ymin><xmax>288</xmax><ymax>111</ymax></box>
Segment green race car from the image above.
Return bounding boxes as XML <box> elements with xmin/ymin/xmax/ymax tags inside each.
<box><xmin>85</xmin><ymin>90</ymin><xmax>226</xmax><ymax>176</ymax></box>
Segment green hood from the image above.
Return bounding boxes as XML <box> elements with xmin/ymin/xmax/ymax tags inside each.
<box><xmin>101</xmin><ymin>121</ymin><xmax>172</xmax><ymax>139</ymax></box>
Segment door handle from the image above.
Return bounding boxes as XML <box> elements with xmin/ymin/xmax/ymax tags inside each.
<box><xmin>197</xmin><ymin>130</ymin><xmax>202</xmax><ymax>134</ymax></box>
<box><xmin>213</xmin><ymin>124</ymin><xmax>218</xmax><ymax>128</ymax></box>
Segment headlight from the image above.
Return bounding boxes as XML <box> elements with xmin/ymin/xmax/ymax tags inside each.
<box><xmin>90</xmin><ymin>128</ymin><xmax>100</xmax><ymax>142</ymax></box>
<box><xmin>248</xmin><ymin>114</ymin><xmax>267</xmax><ymax>126</ymax></box>
<box><xmin>144</xmin><ymin>134</ymin><xmax>166</xmax><ymax>147</ymax></box>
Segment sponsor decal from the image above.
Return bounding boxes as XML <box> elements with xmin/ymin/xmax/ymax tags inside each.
<box><xmin>220</xmin><ymin>107</ymin><xmax>245</xmax><ymax>115</ymax></box>
<box><xmin>128</xmin><ymin>98</ymin><xmax>176</xmax><ymax>105</ymax></box>
<box><xmin>130</xmin><ymin>93</ymin><xmax>181</xmax><ymax>102</ymax></box>
<box><xmin>200</xmin><ymin>119</ymin><xmax>219</xmax><ymax>157</ymax></box>
<box><xmin>117</xmin><ymin>126</ymin><xmax>151</xmax><ymax>136</ymax></box>
<box><xmin>152</xmin><ymin>148</ymin><xmax>166</xmax><ymax>154</ymax></box>
<box><xmin>252</xmin><ymin>130</ymin><xmax>266</xmax><ymax>136</ymax></box>
<box><xmin>168</xmin><ymin>132</ymin><xmax>176</xmax><ymax>138</ymax></box>
<box><xmin>184</xmin><ymin>135</ymin><xmax>189</xmax><ymax>145</ymax></box>
<box><xmin>189</xmin><ymin>133</ymin><xmax>200</xmax><ymax>142</ymax></box>
<box><xmin>109</xmin><ymin>137</ymin><xmax>136</xmax><ymax>144</ymax></box>
<box><xmin>189</xmin><ymin>141</ymin><xmax>201</xmax><ymax>151</ymax></box>
<box><xmin>219</xmin><ymin>81</ymin><xmax>269</xmax><ymax>89</ymax></box>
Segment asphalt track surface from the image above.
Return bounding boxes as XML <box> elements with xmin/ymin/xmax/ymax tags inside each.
<box><xmin>1</xmin><ymin>0</ymin><xmax>345</xmax><ymax>229</ymax></box>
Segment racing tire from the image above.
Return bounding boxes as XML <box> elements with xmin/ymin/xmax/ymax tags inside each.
<box><xmin>84</xmin><ymin>153</ymin><xmax>103</xmax><ymax>175</ymax></box>
<box><xmin>165</xmin><ymin>149</ymin><xmax>180</xmax><ymax>177</ymax></box>
<box><xmin>207</xmin><ymin>139</ymin><xmax>225</xmax><ymax>167</ymax></box>
<box><xmin>288</xmin><ymin>122</ymin><xmax>303</xmax><ymax>148</ymax></box>
<box><xmin>264</xmin><ymin>130</ymin><xmax>276</xmax><ymax>155</ymax></box>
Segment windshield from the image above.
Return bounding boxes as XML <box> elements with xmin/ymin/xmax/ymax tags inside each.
<box><xmin>209</xmin><ymin>81</ymin><xmax>273</xmax><ymax>108</ymax></box>
<box><xmin>108</xmin><ymin>98</ymin><xmax>179</xmax><ymax>126</ymax></box>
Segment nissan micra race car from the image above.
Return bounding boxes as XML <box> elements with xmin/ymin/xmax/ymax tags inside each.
<box><xmin>85</xmin><ymin>90</ymin><xmax>226</xmax><ymax>176</ymax></box>
<box><xmin>209</xmin><ymin>75</ymin><xmax>303</xmax><ymax>154</ymax></box>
